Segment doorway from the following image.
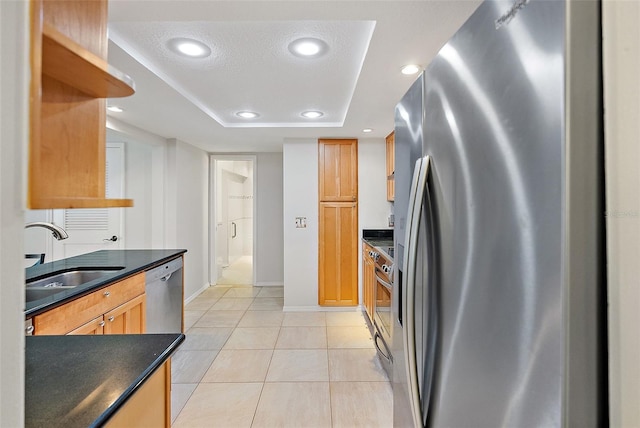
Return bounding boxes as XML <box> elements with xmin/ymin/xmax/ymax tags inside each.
<box><xmin>210</xmin><ymin>156</ymin><xmax>256</xmax><ymax>286</ymax></box>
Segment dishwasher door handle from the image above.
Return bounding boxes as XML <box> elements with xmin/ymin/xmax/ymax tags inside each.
<box><xmin>160</xmin><ymin>272</ymin><xmax>173</xmax><ymax>282</ymax></box>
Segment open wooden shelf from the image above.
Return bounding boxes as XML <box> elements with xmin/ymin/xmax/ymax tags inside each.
<box><xmin>28</xmin><ymin>0</ymin><xmax>136</xmax><ymax>210</ymax></box>
<box><xmin>41</xmin><ymin>23</ymin><xmax>134</xmax><ymax>99</ymax></box>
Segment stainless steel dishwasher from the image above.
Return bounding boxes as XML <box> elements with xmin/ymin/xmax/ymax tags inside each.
<box><xmin>145</xmin><ymin>257</ymin><xmax>183</xmax><ymax>333</ymax></box>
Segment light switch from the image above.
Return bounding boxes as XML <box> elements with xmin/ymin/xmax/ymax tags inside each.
<box><xmin>295</xmin><ymin>217</ymin><xmax>307</xmax><ymax>228</ymax></box>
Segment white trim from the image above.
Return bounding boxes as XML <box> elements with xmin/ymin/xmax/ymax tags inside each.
<box><xmin>256</xmin><ymin>281</ymin><xmax>284</xmax><ymax>287</ymax></box>
<box><xmin>184</xmin><ymin>282</ymin><xmax>211</xmax><ymax>305</ymax></box>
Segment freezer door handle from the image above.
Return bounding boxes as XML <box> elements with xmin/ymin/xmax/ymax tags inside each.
<box><xmin>403</xmin><ymin>155</ymin><xmax>439</xmax><ymax>428</ymax></box>
<box><xmin>403</xmin><ymin>156</ymin><xmax>430</xmax><ymax>428</ymax></box>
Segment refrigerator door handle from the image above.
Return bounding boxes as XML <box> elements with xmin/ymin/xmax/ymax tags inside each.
<box><xmin>403</xmin><ymin>155</ymin><xmax>430</xmax><ymax>428</ymax></box>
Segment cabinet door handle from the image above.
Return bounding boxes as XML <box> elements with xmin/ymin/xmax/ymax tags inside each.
<box><xmin>103</xmin><ymin>291</ymin><xmax>110</xmax><ymax>297</ymax></box>
<box><xmin>108</xmin><ymin>316</ymin><xmax>115</xmax><ymax>322</ymax></box>
<box><xmin>99</xmin><ymin>321</ymin><xmax>105</xmax><ymax>327</ymax></box>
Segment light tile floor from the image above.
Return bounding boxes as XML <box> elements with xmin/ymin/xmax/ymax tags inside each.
<box><xmin>171</xmin><ymin>285</ymin><xmax>392</xmax><ymax>427</ymax></box>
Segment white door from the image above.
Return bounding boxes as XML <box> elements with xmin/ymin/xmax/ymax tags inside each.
<box><xmin>52</xmin><ymin>143</ymin><xmax>125</xmax><ymax>260</ymax></box>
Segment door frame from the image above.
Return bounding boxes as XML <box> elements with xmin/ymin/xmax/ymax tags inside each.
<box><xmin>209</xmin><ymin>154</ymin><xmax>257</xmax><ymax>286</ymax></box>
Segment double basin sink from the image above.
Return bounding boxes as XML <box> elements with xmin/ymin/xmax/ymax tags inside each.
<box><xmin>26</xmin><ymin>267</ymin><xmax>124</xmax><ymax>303</ymax></box>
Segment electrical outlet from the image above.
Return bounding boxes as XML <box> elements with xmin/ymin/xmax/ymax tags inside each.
<box><xmin>295</xmin><ymin>217</ymin><xmax>307</xmax><ymax>228</ymax></box>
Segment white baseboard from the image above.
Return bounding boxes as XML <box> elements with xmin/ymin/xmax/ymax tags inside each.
<box><xmin>184</xmin><ymin>282</ymin><xmax>211</xmax><ymax>305</ymax></box>
<box><xmin>256</xmin><ymin>281</ymin><xmax>284</xmax><ymax>287</ymax></box>
<box><xmin>283</xmin><ymin>305</ymin><xmax>363</xmax><ymax>312</ymax></box>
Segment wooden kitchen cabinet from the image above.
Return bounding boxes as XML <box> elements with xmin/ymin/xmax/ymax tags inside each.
<box><xmin>386</xmin><ymin>131</ymin><xmax>395</xmax><ymax>201</ymax></box>
<box><xmin>33</xmin><ymin>272</ymin><xmax>146</xmax><ymax>335</ymax></box>
<box><xmin>318</xmin><ymin>139</ymin><xmax>359</xmax><ymax>306</ymax></box>
<box><xmin>68</xmin><ymin>316</ymin><xmax>105</xmax><ymax>335</ymax></box>
<box><xmin>103</xmin><ymin>294</ymin><xmax>146</xmax><ymax>335</ymax></box>
<box><xmin>28</xmin><ymin>0</ymin><xmax>134</xmax><ymax>208</ymax></box>
<box><xmin>319</xmin><ymin>202</ymin><xmax>359</xmax><ymax>306</ymax></box>
<box><xmin>318</xmin><ymin>139</ymin><xmax>358</xmax><ymax>202</ymax></box>
<box><xmin>68</xmin><ymin>294</ymin><xmax>145</xmax><ymax>335</ymax></box>
<box><xmin>362</xmin><ymin>242</ymin><xmax>376</xmax><ymax>321</ymax></box>
<box><xmin>104</xmin><ymin>359</ymin><xmax>172</xmax><ymax>428</ymax></box>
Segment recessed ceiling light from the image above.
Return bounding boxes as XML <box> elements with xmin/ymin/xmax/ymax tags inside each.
<box><xmin>301</xmin><ymin>111</ymin><xmax>324</xmax><ymax>119</ymax></box>
<box><xmin>236</xmin><ymin>111</ymin><xmax>260</xmax><ymax>119</ymax></box>
<box><xmin>401</xmin><ymin>64</ymin><xmax>422</xmax><ymax>75</ymax></box>
<box><xmin>167</xmin><ymin>38</ymin><xmax>212</xmax><ymax>58</ymax></box>
<box><xmin>363</xmin><ymin>128</ymin><xmax>373</xmax><ymax>133</ymax></box>
<box><xmin>107</xmin><ymin>106</ymin><xmax>124</xmax><ymax>113</ymax></box>
<box><xmin>288</xmin><ymin>38</ymin><xmax>329</xmax><ymax>58</ymax></box>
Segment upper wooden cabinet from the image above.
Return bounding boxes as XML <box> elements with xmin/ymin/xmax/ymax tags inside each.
<box><xmin>319</xmin><ymin>139</ymin><xmax>358</xmax><ymax>202</ymax></box>
<box><xmin>386</xmin><ymin>131</ymin><xmax>395</xmax><ymax>202</ymax></box>
<box><xmin>28</xmin><ymin>0</ymin><xmax>134</xmax><ymax>209</ymax></box>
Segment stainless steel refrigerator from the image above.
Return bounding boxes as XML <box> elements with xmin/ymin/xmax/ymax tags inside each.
<box><xmin>392</xmin><ymin>1</ymin><xmax>606</xmax><ymax>426</ymax></box>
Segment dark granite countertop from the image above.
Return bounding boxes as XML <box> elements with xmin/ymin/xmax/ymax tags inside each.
<box><xmin>25</xmin><ymin>250</ymin><xmax>186</xmax><ymax>317</ymax></box>
<box><xmin>362</xmin><ymin>229</ymin><xmax>394</xmax><ymax>260</ymax></box>
<box><xmin>26</xmin><ymin>334</ymin><xmax>184</xmax><ymax>428</ymax></box>
<box><xmin>363</xmin><ymin>238</ymin><xmax>394</xmax><ymax>248</ymax></box>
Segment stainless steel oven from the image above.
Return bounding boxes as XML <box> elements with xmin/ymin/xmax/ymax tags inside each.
<box><xmin>373</xmin><ymin>248</ymin><xmax>393</xmax><ymax>378</ymax></box>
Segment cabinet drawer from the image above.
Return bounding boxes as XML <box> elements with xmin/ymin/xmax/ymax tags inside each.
<box><xmin>67</xmin><ymin>316</ymin><xmax>104</xmax><ymax>335</ymax></box>
<box><xmin>34</xmin><ymin>272</ymin><xmax>145</xmax><ymax>335</ymax></box>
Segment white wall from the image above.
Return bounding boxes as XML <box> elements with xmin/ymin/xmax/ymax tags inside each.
<box><xmin>358</xmin><ymin>138</ymin><xmax>392</xmax><ymax>230</ymax></box>
<box><xmin>167</xmin><ymin>139</ymin><xmax>210</xmax><ymax>300</ymax></box>
<box><xmin>603</xmin><ymin>2</ymin><xmax>640</xmax><ymax>426</ymax></box>
<box><xmin>24</xmin><ymin>210</ymin><xmax>52</xmax><ymax>264</ymax></box>
<box><xmin>0</xmin><ymin>0</ymin><xmax>28</xmax><ymax>425</ymax></box>
<box><xmin>283</xmin><ymin>139</ymin><xmax>319</xmax><ymax>309</ymax></box>
<box><xmin>256</xmin><ymin>153</ymin><xmax>284</xmax><ymax>285</ymax></box>
<box><xmin>122</xmin><ymin>138</ymin><xmax>153</xmax><ymax>248</ymax></box>
<box><xmin>283</xmin><ymin>139</ymin><xmax>389</xmax><ymax>309</ymax></box>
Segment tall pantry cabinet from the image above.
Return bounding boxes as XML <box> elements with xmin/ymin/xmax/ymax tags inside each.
<box><xmin>318</xmin><ymin>139</ymin><xmax>358</xmax><ymax>306</ymax></box>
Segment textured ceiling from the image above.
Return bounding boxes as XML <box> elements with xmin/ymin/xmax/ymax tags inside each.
<box><xmin>110</xmin><ymin>20</ymin><xmax>375</xmax><ymax>127</ymax></box>
<box><xmin>106</xmin><ymin>1</ymin><xmax>483</xmax><ymax>152</ymax></box>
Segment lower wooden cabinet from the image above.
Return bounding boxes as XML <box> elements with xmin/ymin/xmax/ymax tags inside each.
<box><xmin>104</xmin><ymin>359</ymin><xmax>172</xmax><ymax>428</ymax></box>
<box><xmin>362</xmin><ymin>242</ymin><xmax>376</xmax><ymax>322</ymax></box>
<box><xmin>319</xmin><ymin>202</ymin><xmax>358</xmax><ymax>306</ymax></box>
<box><xmin>33</xmin><ymin>272</ymin><xmax>146</xmax><ymax>335</ymax></box>
<box><xmin>68</xmin><ymin>316</ymin><xmax>105</xmax><ymax>335</ymax></box>
<box><xmin>68</xmin><ymin>294</ymin><xmax>146</xmax><ymax>335</ymax></box>
<box><xmin>103</xmin><ymin>294</ymin><xmax>146</xmax><ymax>334</ymax></box>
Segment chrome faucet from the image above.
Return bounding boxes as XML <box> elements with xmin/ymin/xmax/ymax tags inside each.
<box><xmin>25</xmin><ymin>222</ymin><xmax>69</xmax><ymax>240</ymax></box>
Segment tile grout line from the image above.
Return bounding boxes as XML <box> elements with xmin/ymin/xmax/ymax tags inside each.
<box><xmin>173</xmin><ymin>285</ymin><xmax>252</xmax><ymax>422</ymax></box>
<box><xmin>250</xmin><ymin>322</ymin><xmax>279</xmax><ymax>427</ymax></box>
<box><xmin>175</xmin><ymin>286</ymin><xmax>390</xmax><ymax>426</ymax></box>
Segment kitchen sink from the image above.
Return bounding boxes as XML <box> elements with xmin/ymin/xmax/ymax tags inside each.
<box><xmin>26</xmin><ymin>267</ymin><xmax>124</xmax><ymax>302</ymax></box>
<box><xmin>26</xmin><ymin>286</ymin><xmax>76</xmax><ymax>302</ymax></box>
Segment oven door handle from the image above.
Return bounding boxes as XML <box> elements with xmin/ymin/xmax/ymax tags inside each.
<box><xmin>374</xmin><ymin>268</ymin><xmax>393</xmax><ymax>290</ymax></box>
<box><xmin>374</xmin><ymin>331</ymin><xmax>392</xmax><ymax>363</ymax></box>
